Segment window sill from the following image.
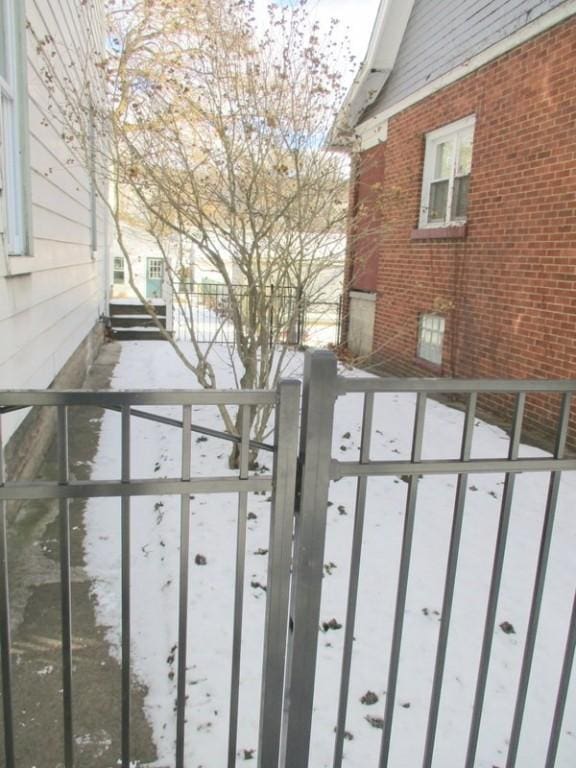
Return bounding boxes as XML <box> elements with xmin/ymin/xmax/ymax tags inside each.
<box><xmin>411</xmin><ymin>224</ymin><xmax>467</xmax><ymax>241</ymax></box>
<box><xmin>5</xmin><ymin>253</ymin><xmax>35</xmax><ymax>277</ymax></box>
<box><xmin>414</xmin><ymin>356</ymin><xmax>443</xmax><ymax>374</ymax></box>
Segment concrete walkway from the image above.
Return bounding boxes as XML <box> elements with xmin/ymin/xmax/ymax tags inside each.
<box><xmin>2</xmin><ymin>342</ymin><xmax>157</xmax><ymax>768</ymax></box>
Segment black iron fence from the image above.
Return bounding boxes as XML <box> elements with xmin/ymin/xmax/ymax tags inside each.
<box><xmin>172</xmin><ymin>283</ymin><xmax>341</xmax><ymax>347</ymax></box>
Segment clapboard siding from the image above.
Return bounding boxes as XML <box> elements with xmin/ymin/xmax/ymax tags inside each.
<box><xmin>32</xmin><ymin>169</ymin><xmax>91</xmax><ymax>219</ymax></box>
<box><xmin>0</xmin><ymin>278</ymin><xmax>104</xmax><ymax>397</ymax></box>
<box><xmin>29</xmin><ymin>111</ymin><xmax>91</xmax><ymax>194</ymax></box>
<box><xmin>31</xmin><ymin>167</ymin><xmax>92</xmax><ymax>220</ymax></box>
<box><xmin>0</xmin><ymin>289</ymin><xmax>101</xmax><ymax>439</ymax></box>
<box><xmin>0</xmin><ymin>255</ymin><xmax>102</xmax><ymax>320</ymax></box>
<box><xmin>370</xmin><ymin>0</ymin><xmax>569</xmax><ymax>115</ymax></box>
<box><xmin>1</xmin><ymin>273</ymin><xmax>101</xmax><ymax>361</ymax></box>
<box><xmin>0</xmin><ymin>0</ymin><xmax>107</xmax><ymax>442</ymax></box>
<box><xmin>31</xmin><ymin>204</ymin><xmax>92</xmax><ymax>243</ymax></box>
<box><xmin>0</xmin><ymin>281</ymin><xmax>102</xmax><ymax>444</ymax></box>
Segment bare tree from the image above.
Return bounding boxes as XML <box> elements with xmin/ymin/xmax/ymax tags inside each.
<box><xmin>32</xmin><ymin>0</ymin><xmax>357</xmax><ymax>463</ymax></box>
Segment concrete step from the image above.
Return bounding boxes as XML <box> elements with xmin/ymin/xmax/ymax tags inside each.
<box><xmin>110</xmin><ymin>300</ymin><xmax>167</xmax><ymax>317</ymax></box>
<box><xmin>111</xmin><ymin>315</ymin><xmax>167</xmax><ymax>329</ymax></box>
<box><xmin>110</xmin><ymin>327</ymin><xmax>170</xmax><ymax>341</ymax></box>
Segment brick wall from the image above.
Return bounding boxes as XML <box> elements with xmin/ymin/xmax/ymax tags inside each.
<box><xmin>347</xmin><ymin>16</ymin><xmax>576</xmax><ymax>444</ymax></box>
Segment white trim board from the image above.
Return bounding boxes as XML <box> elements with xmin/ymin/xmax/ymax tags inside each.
<box><xmin>355</xmin><ymin>1</ymin><xmax>576</xmax><ymax>152</ymax></box>
<box><xmin>330</xmin><ymin>0</ymin><xmax>415</xmax><ymax>147</ymax></box>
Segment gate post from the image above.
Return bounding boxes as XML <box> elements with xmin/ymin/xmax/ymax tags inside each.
<box><xmin>258</xmin><ymin>379</ymin><xmax>301</xmax><ymax>768</ymax></box>
<box><xmin>282</xmin><ymin>350</ymin><xmax>338</xmax><ymax>768</ymax></box>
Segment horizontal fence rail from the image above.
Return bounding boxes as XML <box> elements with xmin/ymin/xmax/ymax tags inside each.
<box><xmin>0</xmin><ymin>401</ymin><xmax>276</xmax><ymax>453</ymax></box>
<box><xmin>0</xmin><ymin>389</ymin><xmax>278</xmax><ymax>407</ymax></box>
<box><xmin>0</xmin><ymin>383</ymin><xmax>300</xmax><ymax>768</ymax></box>
<box><xmin>338</xmin><ymin>376</ymin><xmax>576</xmax><ymax>394</ymax></box>
<box><xmin>0</xmin><ymin>391</ymin><xmax>278</xmax><ymax>502</ymax></box>
<box><xmin>331</xmin><ymin>456</ymin><xmax>576</xmax><ymax>479</ymax></box>
<box><xmin>285</xmin><ymin>351</ymin><xmax>576</xmax><ymax>768</ymax></box>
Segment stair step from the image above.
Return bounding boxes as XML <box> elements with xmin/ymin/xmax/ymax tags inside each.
<box><xmin>111</xmin><ymin>315</ymin><xmax>167</xmax><ymax>329</ymax></box>
<box><xmin>110</xmin><ymin>300</ymin><xmax>167</xmax><ymax>317</ymax></box>
<box><xmin>110</xmin><ymin>328</ymin><xmax>170</xmax><ymax>341</ymax></box>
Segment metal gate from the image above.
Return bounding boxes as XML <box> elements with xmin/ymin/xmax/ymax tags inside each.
<box><xmin>284</xmin><ymin>352</ymin><xmax>576</xmax><ymax>768</ymax></box>
<box><xmin>0</xmin><ymin>384</ymin><xmax>300</xmax><ymax>768</ymax></box>
<box><xmin>1</xmin><ymin>351</ymin><xmax>576</xmax><ymax>768</ymax></box>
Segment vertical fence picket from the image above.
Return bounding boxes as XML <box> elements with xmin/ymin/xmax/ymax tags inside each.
<box><xmin>228</xmin><ymin>405</ymin><xmax>251</xmax><ymax>768</ymax></box>
<box><xmin>57</xmin><ymin>406</ymin><xmax>74</xmax><ymax>768</ymax></box>
<box><xmin>545</xmin><ymin>589</ymin><xmax>576</xmax><ymax>768</ymax></box>
<box><xmin>121</xmin><ymin>405</ymin><xmax>131</xmax><ymax>768</ymax></box>
<box><xmin>506</xmin><ymin>393</ymin><xmax>572</xmax><ymax>767</ymax></box>
<box><xmin>378</xmin><ymin>393</ymin><xmax>427</xmax><ymax>768</ymax></box>
<box><xmin>176</xmin><ymin>405</ymin><xmax>192</xmax><ymax>768</ymax></box>
<box><xmin>422</xmin><ymin>392</ymin><xmax>477</xmax><ymax>768</ymax></box>
<box><xmin>333</xmin><ymin>392</ymin><xmax>374</xmax><ymax>768</ymax></box>
<box><xmin>464</xmin><ymin>393</ymin><xmax>526</xmax><ymax>768</ymax></box>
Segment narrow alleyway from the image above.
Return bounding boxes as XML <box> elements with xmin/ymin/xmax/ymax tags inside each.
<box><xmin>1</xmin><ymin>342</ymin><xmax>157</xmax><ymax>768</ymax></box>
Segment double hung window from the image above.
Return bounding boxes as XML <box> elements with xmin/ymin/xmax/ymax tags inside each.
<box><xmin>419</xmin><ymin>115</ymin><xmax>475</xmax><ymax>228</ymax></box>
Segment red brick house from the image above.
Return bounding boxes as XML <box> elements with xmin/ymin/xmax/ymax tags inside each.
<box><xmin>333</xmin><ymin>0</ymin><xmax>576</xmax><ymax>436</ymax></box>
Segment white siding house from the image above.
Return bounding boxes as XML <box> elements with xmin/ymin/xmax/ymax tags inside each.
<box><xmin>0</xmin><ymin>0</ymin><xmax>108</xmax><ymax>445</ymax></box>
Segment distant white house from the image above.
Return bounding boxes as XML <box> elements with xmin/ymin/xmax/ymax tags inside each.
<box><xmin>110</xmin><ymin>224</ymin><xmax>239</xmax><ymax>303</ymax></box>
<box><xmin>110</xmin><ymin>220</ymin><xmax>344</xmax><ymax>347</ymax></box>
<box><xmin>110</xmin><ymin>226</ymin><xmax>174</xmax><ymax>302</ymax></box>
<box><xmin>0</xmin><ymin>1</ymin><xmax>108</xmax><ymax>454</ymax></box>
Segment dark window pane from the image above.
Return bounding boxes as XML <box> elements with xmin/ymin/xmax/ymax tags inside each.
<box><xmin>452</xmin><ymin>175</ymin><xmax>469</xmax><ymax>219</ymax></box>
<box><xmin>428</xmin><ymin>180</ymin><xmax>448</xmax><ymax>222</ymax></box>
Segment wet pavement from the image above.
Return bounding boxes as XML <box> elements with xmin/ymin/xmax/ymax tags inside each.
<box><xmin>1</xmin><ymin>341</ymin><xmax>157</xmax><ymax>768</ymax></box>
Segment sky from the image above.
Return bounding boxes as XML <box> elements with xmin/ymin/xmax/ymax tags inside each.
<box><xmin>311</xmin><ymin>0</ymin><xmax>381</xmax><ymax>67</ymax></box>
<box><xmin>255</xmin><ymin>0</ymin><xmax>382</xmax><ymax>87</ymax></box>
<box><xmin>311</xmin><ymin>0</ymin><xmax>380</xmax><ymax>65</ymax></box>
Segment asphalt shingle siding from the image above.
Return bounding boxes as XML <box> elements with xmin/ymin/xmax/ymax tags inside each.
<box><xmin>367</xmin><ymin>0</ymin><xmax>568</xmax><ymax>116</ymax></box>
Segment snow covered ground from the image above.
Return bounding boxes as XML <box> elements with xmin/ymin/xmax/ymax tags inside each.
<box><xmin>83</xmin><ymin>341</ymin><xmax>576</xmax><ymax>767</ymax></box>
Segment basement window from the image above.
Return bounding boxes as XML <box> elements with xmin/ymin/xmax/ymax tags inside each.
<box><xmin>419</xmin><ymin>115</ymin><xmax>475</xmax><ymax>228</ymax></box>
<box><xmin>417</xmin><ymin>313</ymin><xmax>445</xmax><ymax>365</ymax></box>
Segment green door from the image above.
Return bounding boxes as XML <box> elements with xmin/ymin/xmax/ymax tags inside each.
<box><xmin>146</xmin><ymin>258</ymin><xmax>164</xmax><ymax>298</ymax></box>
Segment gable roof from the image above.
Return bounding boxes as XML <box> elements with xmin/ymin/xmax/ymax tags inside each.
<box><xmin>332</xmin><ymin>0</ymin><xmax>576</xmax><ymax>151</ymax></box>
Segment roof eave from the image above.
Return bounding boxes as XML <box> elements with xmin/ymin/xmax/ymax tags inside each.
<box><xmin>329</xmin><ymin>0</ymin><xmax>416</xmax><ymax>150</ymax></box>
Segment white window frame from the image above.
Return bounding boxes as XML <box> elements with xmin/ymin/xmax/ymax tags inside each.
<box><xmin>417</xmin><ymin>313</ymin><xmax>445</xmax><ymax>366</ymax></box>
<box><xmin>113</xmin><ymin>256</ymin><xmax>125</xmax><ymax>284</ymax></box>
<box><xmin>419</xmin><ymin>114</ymin><xmax>475</xmax><ymax>229</ymax></box>
<box><xmin>0</xmin><ymin>0</ymin><xmax>31</xmax><ymax>257</ymax></box>
<box><xmin>147</xmin><ymin>258</ymin><xmax>164</xmax><ymax>280</ymax></box>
